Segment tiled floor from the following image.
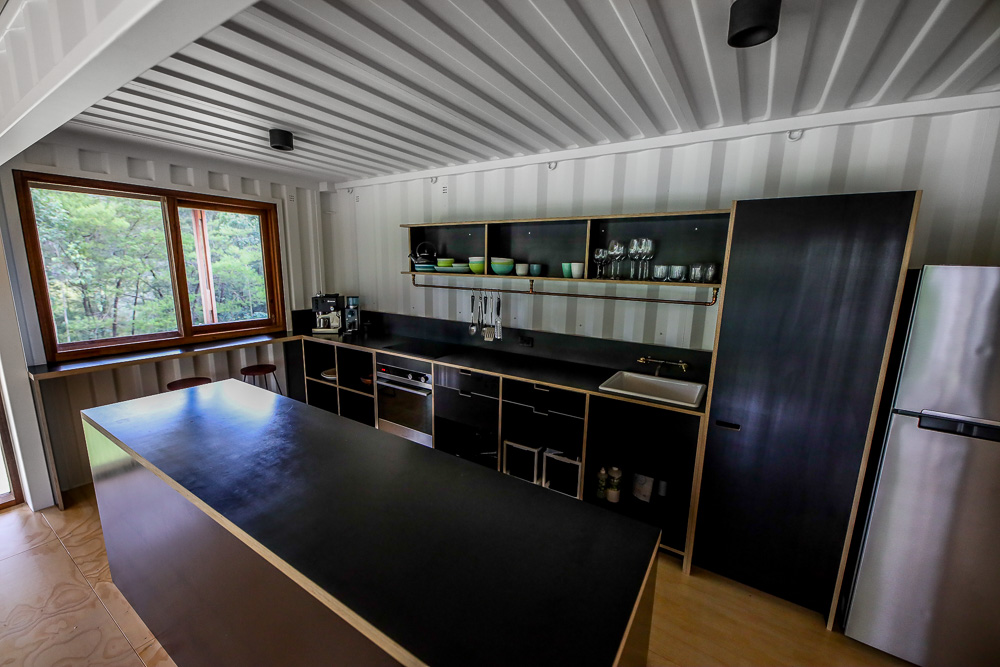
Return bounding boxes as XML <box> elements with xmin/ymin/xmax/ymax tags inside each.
<box><xmin>2</xmin><ymin>486</ymin><xmax>906</xmax><ymax>667</ymax></box>
<box><xmin>1</xmin><ymin>487</ymin><xmax>176</xmax><ymax>667</ymax></box>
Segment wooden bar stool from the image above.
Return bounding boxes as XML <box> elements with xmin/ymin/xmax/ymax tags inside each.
<box><xmin>240</xmin><ymin>364</ymin><xmax>282</xmax><ymax>395</ymax></box>
<box><xmin>166</xmin><ymin>377</ymin><xmax>212</xmax><ymax>391</ymax></box>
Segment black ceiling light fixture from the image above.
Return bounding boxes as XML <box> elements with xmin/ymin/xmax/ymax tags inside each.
<box><xmin>269</xmin><ymin>128</ymin><xmax>294</xmax><ymax>151</ymax></box>
<box><xmin>728</xmin><ymin>0</ymin><xmax>781</xmax><ymax>48</ymax></box>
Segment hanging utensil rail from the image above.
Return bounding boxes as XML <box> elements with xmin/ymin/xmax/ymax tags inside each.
<box><xmin>410</xmin><ymin>275</ymin><xmax>719</xmax><ymax>306</ymax></box>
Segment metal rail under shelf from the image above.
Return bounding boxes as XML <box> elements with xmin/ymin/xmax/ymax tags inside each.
<box><xmin>409</xmin><ymin>274</ymin><xmax>720</xmax><ymax>306</ymax></box>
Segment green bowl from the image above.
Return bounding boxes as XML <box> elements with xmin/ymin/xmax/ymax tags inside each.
<box><xmin>491</xmin><ymin>262</ymin><xmax>514</xmax><ymax>275</ymax></box>
<box><xmin>469</xmin><ymin>262</ymin><xmax>485</xmax><ymax>274</ymax></box>
<box><xmin>490</xmin><ymin>257</ymin><xmax>514</xmax><ymax>264</ymax></box>
<box><xmin>437</xmin><ymin>258</ymin><xmax>454</xmax><ymax>267</ymax></box>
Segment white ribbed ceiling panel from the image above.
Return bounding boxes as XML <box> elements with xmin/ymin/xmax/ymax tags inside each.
<box><xmin>66</xmin><ymin>0</ymin><xmax>1000</xmax><ymax>181</ymax></box>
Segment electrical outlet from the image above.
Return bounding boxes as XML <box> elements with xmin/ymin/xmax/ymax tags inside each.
<box><xmin>518</xmin><ymin>335</ymin><xmax>533</xmax><ymax>348</ymax></box>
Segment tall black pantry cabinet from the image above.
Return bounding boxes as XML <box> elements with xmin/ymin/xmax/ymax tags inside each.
<box><xmin>695</xmin><ymin>192</ymin><xmax>918</xmax><ymax>615</ymax></box>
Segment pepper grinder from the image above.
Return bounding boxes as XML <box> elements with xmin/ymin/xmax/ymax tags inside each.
<box><xmin>607</xmin><ymin>467</ymin><xmax>622</xmax><ymax>503</ymax></box>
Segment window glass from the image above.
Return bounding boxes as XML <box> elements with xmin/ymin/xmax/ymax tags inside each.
<box><xmin>29</xmin><ymin>187</ymin><xmax>177</xmax><ymax>345</ymax></box>
<box><xmin>178</xmin><ymin>207</ymin><xmax>268</xmax><ymax>326</ymax></box>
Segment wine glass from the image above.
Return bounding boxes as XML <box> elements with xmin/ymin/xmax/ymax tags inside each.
<box><xmin>628</xmin><ymin>239</ymin><xmax>642</xmax><ymax>280</ymax></box>
<box><xmin>639</xmin><ymin>238</ymin><xmax>654</xmax><ymax>280</ymax></box>
<box><xmin>607</xmin><ymin>240</ymin><xmax>626</xmax><ymax>279</ymax></box>
<box><xmin>593</xmin><ymin>247</ymin><xmax>609</xmax><ymax>278</ymax></box>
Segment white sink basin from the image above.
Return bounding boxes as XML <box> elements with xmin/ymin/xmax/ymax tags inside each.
<box><xmin>598</xmin><ymin>371</ymin><xmax>706</xmax><ymax>409</ymax></box>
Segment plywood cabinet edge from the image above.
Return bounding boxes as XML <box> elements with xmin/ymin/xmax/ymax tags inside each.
<box><xmin>399</xmin><ymin>208</ymin><xmax>734</xmax><ymax>229</ymax></box>
<box><xmin>825</xmin><ymin>190</ymin><xmax>922</xmax><ymax>630</ymax></box>
<box><xmin>682</xmin><ymin>201</ymin><xmax>738</xmax><ymax>574</ymax></box>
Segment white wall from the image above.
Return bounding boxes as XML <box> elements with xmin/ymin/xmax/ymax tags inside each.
<box><xmin>330</xmin><ymin>107</ymin><xmax>1000</xmax><ymax>349</ymax></box>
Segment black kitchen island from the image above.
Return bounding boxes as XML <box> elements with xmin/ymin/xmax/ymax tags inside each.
<box><xmin>82</xmin><ymin>379</ymin><xmax>659</xmax><ymax>667</ymax></box>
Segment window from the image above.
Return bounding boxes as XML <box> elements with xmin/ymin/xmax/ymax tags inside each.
<box><xmin>14</xmin><ymin>172</ymin><xmax>285</xmax><ymax>361</ymax></box>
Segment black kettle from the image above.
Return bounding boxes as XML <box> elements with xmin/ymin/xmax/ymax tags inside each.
<box><xmin>408</xmin><ymin>241</ymin><xmax>437</xmax><ymax>265</ymax></box>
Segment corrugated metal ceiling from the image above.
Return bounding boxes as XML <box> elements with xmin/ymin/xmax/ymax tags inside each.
<box><xmin>67</xmin><ymin>0</ymin><xmax>1000</xmax><ymax>182</ymax></box>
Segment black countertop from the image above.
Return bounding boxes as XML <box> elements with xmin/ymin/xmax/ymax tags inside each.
<box><xmin>83</xmin><ymin>380</ymin><xmax>660</xmax><ymax>667</ymax></box>
<box><xmin>312</xmin><ymin>332</ymin><xmax>633</xmax><ymax>395</ymax></box>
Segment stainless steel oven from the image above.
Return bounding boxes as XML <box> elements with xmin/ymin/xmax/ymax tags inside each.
<box><xmin>375</xmin><ymin>353</ymin><xmax>433</xmax><ymax>447</ymax></box>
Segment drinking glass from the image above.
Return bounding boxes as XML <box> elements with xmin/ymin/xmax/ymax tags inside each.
<box><xmin>668</xmin><ymin>264</ymin><xmax>688</xmax><ymax>282</ymax></box>
<box><xmin>593</xmin><ymin>248</ymin><xmax>609</xmax><ymax>278</ymax></box>
<box><xmin>628</xmin><ymin>238</ymin><xmax>642</xmax><ymax>280</ymax></box>
<box><xmin>689</xmin><ymin>262</ymin><xmax>705</xmax><ymax>283</ymax></box>
<box><xmin>652</xmin><ymin>265</ymin><xmax>668</xmax><ymax>281</ymax></box>
<box><xmin>607</xmin><ymin>240</ymin><xmax>626</xmax><ymax>279</ymax></box>
<box><xmin>703</xmin><ymin>262</ymin><xmax>718</xmax><ymax>283</ymax></box>
<box><xmin>639</xmin><ymin>238</ymin><xmax>654</xmax><ymax>280</ymax></box>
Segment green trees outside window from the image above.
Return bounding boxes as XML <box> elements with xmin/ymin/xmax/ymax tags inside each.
<box><xmin>30</xmin><ymin>187</ymin><xmax>177</xmax><ymax>344</ymax></box>
<box><xmin>15</xmin><ymin>172</ymin><xmax>285</xmax><ymax>362</ymax></box>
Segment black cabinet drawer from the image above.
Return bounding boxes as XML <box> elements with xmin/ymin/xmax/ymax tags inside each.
<box><xmin>543</xmin><ymin>451</ymin><xmax>582</xmax><ymax>498</ymax></box>
<box><xmin>503</xmin><ymin>441</ymin><xmax>543</xmax><ymax>484</ymax></box>
<box><xmin>435</xmin><ymin>417</ymin><xmax>498</xmax><ymax>470</ymax></box>
<box><xmin>434</xmin><ymin>365</ymin><xmax>499</xmax><ymax>398</ymax></box>
<box><xmin>337</xmin><ymin>347</ymin><xmax>374</xmax><ymax>395</ymax></box>
<box><xmin>434</xmin><ymin>385</ymin><xmax>499</xmax><ymax>428</ymax></box>
<box><xmin>502</xmin><ymin>379</ymin><xmax>585</xmax><ymax>417</ymax></box>
<box><xmin>501</xmin><ymin>401</ymin><xmax>583</xmax><ymax>460</ymax></box>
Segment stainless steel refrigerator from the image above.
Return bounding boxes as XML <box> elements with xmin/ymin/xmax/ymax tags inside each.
<box><xmin>846</xmin><ymin>265</ymin><xmax>1000</xmax><ymax>666</ymax></box>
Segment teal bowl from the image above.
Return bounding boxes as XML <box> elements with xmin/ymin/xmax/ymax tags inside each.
<box><xmin>491</xmin><ymin>262</ymin><xmax>514</xmax><ymax>275</ymax></box>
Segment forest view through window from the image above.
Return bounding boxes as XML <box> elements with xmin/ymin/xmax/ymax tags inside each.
<box><xmin>15</xmin><ymin>172</ymin><xmax>284</xmax><ymax>362</ymax></box>
<box><xmin>30</xmin><ymin>187</ymin><xmax>178</xmax><ymax>344</ymax></box>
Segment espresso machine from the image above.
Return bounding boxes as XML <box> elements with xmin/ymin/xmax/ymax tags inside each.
<box><xmin>312</xmin><ymin>293</ymin><xmax>342</xmax><ymax>334</ymax></box>
<box><xmin>344</xmin><ymin>296</ymin><xmax>360</xmax><ymax>335</ymax></box>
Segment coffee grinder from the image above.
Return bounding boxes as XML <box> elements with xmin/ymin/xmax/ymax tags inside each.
<box><xmin>312</xmin><ymin>293</ymin><xmax>342</xmax><ymax>334</ymax></box>
<box><xmin>344</xmin><ymin>296</ymin><xmax>360</xmax><ymax>335</ymax></box>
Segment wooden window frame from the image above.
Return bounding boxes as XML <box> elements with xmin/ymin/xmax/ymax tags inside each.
<box><xmin>14</xmin><ymin>171</ymin><xmax>286</xmax><ymax>362</ymax></box>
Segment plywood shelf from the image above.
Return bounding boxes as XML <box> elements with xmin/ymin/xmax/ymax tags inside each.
<box><xmin>401</xmin><ymin>271</ymin><xmax>720</xmax><ymax>289</ymax></box>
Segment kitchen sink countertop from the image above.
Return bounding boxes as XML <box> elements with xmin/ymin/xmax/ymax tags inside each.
<box><xmin>310</xmin><ymin>332</ymin><xmax>656</xmax><ymax>399</ymax></box>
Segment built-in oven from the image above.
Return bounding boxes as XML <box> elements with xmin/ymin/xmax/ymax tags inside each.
<box><xmin>375</xmin><ymin>353</ymin><xmax>433</xmax><ymax>447</ymax></box>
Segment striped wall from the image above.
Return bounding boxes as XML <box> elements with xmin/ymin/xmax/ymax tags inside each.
<box><xmin>328</xmin><ymin>107</ymin><xmax>1000</xmax><ymax>349</ymax></box>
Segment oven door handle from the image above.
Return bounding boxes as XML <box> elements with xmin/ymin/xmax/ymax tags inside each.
<box><xmin>376</xmin><ymin>379</ymin><xmax>432</xmax><ymax>397</ymax></box>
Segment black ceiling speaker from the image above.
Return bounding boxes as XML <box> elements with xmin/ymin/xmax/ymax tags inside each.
<box><xmin>269</xmin><ymin>128</ymin><xmax>294</xmax><ymax>151</ymax></box>
<box><xmin>728</xmin><ymin>0</ymin><xmax>781</xmax><ymax>48</ymax></box>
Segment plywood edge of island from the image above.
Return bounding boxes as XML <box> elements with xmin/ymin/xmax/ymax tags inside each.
<box><xmin>82</xmin><ymin>415</ymin><xmax>422</xmax><ymax>667</ymax></box>
<box><xmin>81</xmin><ymin>379</ymin><xmax>659</xmax><ymax>667</ymax></box>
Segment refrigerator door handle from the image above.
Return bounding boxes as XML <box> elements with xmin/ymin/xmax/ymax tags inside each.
<box><xmin>917</xmin><ymin>410</ymin><xmax>1000</xmax><ymax>443</ymax></box>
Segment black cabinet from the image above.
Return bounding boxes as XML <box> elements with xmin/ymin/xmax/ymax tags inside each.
<box><xmin>501</xmin><ymin>380</ymin><xmax>585</xmax><ymax>496</ymax></box>
<box><xmin>283</xmin><ymin>340</ymin><xmax>306</xmax><ymax>402</ymax></box>
<box><xmin>696</xmin><ymin>192</ymin><xmax>917</xmax><ymax>614</ymax></box>
<box><xmin>339</xmin><ymin>390</ymin><xmax>375</xmax><ymax>427</ymax></box>
<box><xmin>434</xmin><ymin>367</ymin><xmax>499</xmax><ymax>469</ymax></box>
<box><xmin>304</xmin><ymin>340</ymin><xmax>337</xmax><ymax>383</ymax></box>
<box><xmin>305</xmin><ymin>379</ymin><xmax>338</xmax><ymax>415</ymax></box>
<box><xmin>584</xmin><ymin>396</ymin><xmax>700</xmax><ymax>552</ymax></box>
<box><xmin>336</xmin><ymin>347</ymin><xmax>374</xmax><ymax>395</ymax></box>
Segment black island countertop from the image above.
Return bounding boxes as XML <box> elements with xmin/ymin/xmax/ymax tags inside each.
<box><xmin>83</xmin><ymin>380</ymin><xmax>660</xmax><ymax>667</ymax></box>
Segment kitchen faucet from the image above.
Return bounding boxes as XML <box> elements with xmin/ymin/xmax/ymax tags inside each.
<box><xmin>637</xmin><ymin>356</ymin><xmax>688</xmax><ymax>375</ymax></box>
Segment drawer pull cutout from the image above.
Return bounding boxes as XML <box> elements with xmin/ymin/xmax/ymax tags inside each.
<box><xmin>715</xmin><ymin>420</ymin><xmax>741</xmax><ymax>431</ymax></box>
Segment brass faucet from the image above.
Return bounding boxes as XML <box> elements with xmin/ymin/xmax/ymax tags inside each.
<box><xmin>637</xmin><ymin>356</ymin><xmax>688</xmax><ymax>375</ymax></box>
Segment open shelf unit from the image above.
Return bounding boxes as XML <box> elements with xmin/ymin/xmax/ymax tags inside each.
<box><xmin>402</xmin><ymin>209</ymin><xmax>732</xmax><ymax>303</ymax></box>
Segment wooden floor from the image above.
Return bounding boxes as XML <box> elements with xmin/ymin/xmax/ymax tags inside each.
<box><xmin>1</xmin><ymin>486</ymin><xmax>908</xmax><ymax>667</ymax></box>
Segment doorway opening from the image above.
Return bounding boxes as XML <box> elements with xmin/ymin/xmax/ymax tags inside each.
<box><xmin>0</xmin><ymin>391</ymin><xmax>23</xmax><ymax>510</ymax></box>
